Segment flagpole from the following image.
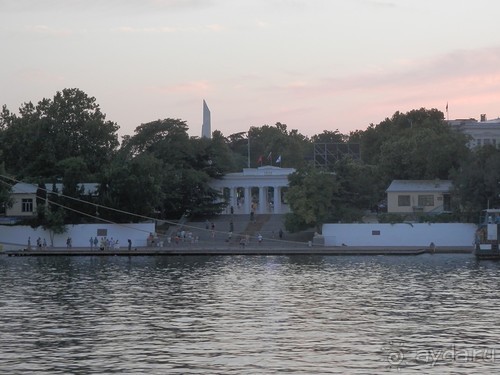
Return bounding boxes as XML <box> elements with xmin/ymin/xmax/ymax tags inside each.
<box><xmin>247</xmin><ymin>133</ymin><xmax>250</xmax><ymax>168</ymax></box>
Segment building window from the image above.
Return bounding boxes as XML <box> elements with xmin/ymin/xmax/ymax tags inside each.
<box><xmin>418</xmin><ymin>195</ymin><xmax>434</xmax><ymax>207</ymax></box>
<box><xmin>22</xmin><ymin>198</ymin><xmax>33</xmax><ymax>212</ymax></box>
<box><xmin>398</xmin><ymin>195</ymin><xmax>411</xmax><ymax>206</ymax></box>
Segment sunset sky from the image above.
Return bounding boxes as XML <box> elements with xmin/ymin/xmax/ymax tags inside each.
<box><xmin>1</xmin><ymin>0</ymin><xmax>500</xmax><ymax>140</ymax></box>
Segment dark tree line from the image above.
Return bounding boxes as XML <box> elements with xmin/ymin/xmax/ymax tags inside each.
<box><xmin>0</xmin><ymin>89</ymin><xmax>497</xmax><ymax>230</ymax></box>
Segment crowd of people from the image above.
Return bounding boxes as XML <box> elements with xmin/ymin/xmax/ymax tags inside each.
<box><xmin>26</xmin><ymin>221</ymin><xmax>286</xmax><ymax>251</ymax></box>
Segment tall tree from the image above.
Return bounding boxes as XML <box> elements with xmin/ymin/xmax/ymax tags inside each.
<box><xmin>0</xmin><ymin>162</ymin><xmax>13</xmax><ymax>214</ymax></box>
<box><xmin>332</xmin><ymin>157</ymin><xmax>381</xmax><ymax>221</ymax></box>
<box><xmin>351</xmin><ymin>108</ymin><xmax>468</xmax><ymax>192</ymax></box>
<box><xmin>239</xmin><ymin>123</ymin><xmax>309</xmax><ymax>168</ymax></box>
<box><xmin>451</xmin><ymin>145</ymin><xmax>500</xmax><ymax>221</ymax></box>
<box><xmin>118</xmin><ymin>119</ymin><xmax>225</xmax><ymax>219</ymax></box>
<box><xmin>1</xmin><ymin>88</ymin><xmax>119</xmax><ymax>178</ymax></box>
<box><xmin>285</xmin><ymin>166</ymin><xmax>338</xmax><ymax>233</ymax></box>
<box><xmin>98</xmin><ymin>153</ymin><xmax>165</xmax><ymax>222</ymax></box>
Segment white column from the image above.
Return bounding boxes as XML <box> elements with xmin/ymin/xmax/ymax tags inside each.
<box><xmin>244</xmin><ymin>187</ymin><xmax>251</xmax><ymax>215</ymax></box>
<box><xmin>230</xmin><ymin>187</ymin><xmax>237</xmax><ymax>210</ymax></box>
<box><xmin>219</xmin><ymin>187</ymin><xmax>225</xmax><ymax>205</ymax></box>
<box><xmin>273</xmin><ymin>186</ymin><xmax>281</xmax><ymax>213</ymax></box>
<box><xmin>259</xmin><ymin>186</ymin><xmax>266</xmax><ymax>214</ymax></box>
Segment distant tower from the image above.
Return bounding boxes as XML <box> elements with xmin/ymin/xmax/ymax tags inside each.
<box><xmin>201</xmin><ymin>100</ymin><xmax>211</xmax><ymax>138</ymax></box>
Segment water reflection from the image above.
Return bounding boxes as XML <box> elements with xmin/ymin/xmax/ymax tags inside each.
<box><xmin>1</xmin><ymin>254</ymin><xmax>500</xmax><ymax>373</ymax></box>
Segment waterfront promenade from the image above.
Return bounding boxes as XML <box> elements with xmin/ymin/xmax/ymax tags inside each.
<box><xmin>3</xmin><ymin>243</ymin><xmax>473</xmax><ymax>257</ymax></box>
<box><xmin>0</xmin><ymin>214</ymin><xmax>475</xmax><ymax>257</ymax></box>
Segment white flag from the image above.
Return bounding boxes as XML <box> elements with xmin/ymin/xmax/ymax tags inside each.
<box><xmin>275</xmin><ymin>155</ymin><xmax>281</xmax><ymax>163</ymax></box>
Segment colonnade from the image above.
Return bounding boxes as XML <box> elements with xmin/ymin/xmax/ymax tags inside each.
<box><xmin>220</xmin><ymin>185</ymin><xmax>287</xmax><ymax>215</ymax></box>
<box><xmin>210</xmin><ymin>166</ymin><xmax>295</xmax><ymax>215</ymax></box>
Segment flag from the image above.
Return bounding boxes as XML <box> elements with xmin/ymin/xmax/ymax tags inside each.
<box><xmin>257</xmin><ymin>155</ymin><xmax>263</xmax><ymax>164</ymax></box>
<box><xmin>275</xmin><ymin>155</ymin><xmax>281</xmax><ymax>164</ymax></box>
<box><xmin>267</xmin><ymin>152</ymin><xmax>272</xmax><ymax>161</ymax></box>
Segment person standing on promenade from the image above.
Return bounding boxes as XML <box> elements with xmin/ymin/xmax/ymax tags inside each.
<box><xmin>89</xmin><ymin>237</ymin><xmax>94</xmax><ymax>250</ymax></box>
<box><xmin>258</xmin><ymin>233</ymin><xmax>263</xmax><ymax>245</ymax></box>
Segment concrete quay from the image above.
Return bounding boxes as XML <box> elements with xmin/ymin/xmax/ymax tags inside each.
<box><xmin>3</xmin><ymin>244</ymin><xmax>473</xmax><ymax>257</ymax></box>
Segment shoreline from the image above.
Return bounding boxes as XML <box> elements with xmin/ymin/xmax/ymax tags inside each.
<box><xmin>2</xmin><ymin>245</ymin><xmax>474</xmax><ymax>257</ymax></box>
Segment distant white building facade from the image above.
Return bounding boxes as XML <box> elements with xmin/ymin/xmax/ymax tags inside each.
<box><xmin>210</xmin><ymin>166</ymin><xmax>295</xmax><ymax>215</ymax></box>
<box><xmin>448</xmin><ymin>115</ymin><xmax>500</xmax><ymax>148</ymax></box>
<box><xmin>201</xmin><ymin>99</ymin><xmax>211</xmax><ymax>139</ymax></box>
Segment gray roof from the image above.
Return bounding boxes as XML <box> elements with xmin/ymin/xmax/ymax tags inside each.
<box><xmin>10</xmin><ymin>182</ymin><xmax>38</xmax><ymax>194</ymax></box>
<box><xmin>386</xmin><ymin>180</ymin><xmax>453</xmax><ymax>193</ymax></box>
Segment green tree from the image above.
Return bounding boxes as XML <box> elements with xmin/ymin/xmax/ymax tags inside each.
<box><xmin>34</xmin><ymin>185</ymin><xmax>67</xmax><ymax>246</ymax></box>
<box><xmin>285</xmin><ymin>166</ymin><xmax>338</xmax><ymax>233</ymax></box>
<box><xmin>206</xmin><ymin>130</ymin><xmax>236</xmax><ymax>175</ymax></box>
<box><xmin>97</xmin><ymin>153</ymin><xmax>165</xmax><ymax>222</ymax></box>
<box><xmin>0</xmin><ymin>162</ymin><xmax>13</xmax><ymax>214</ymax></box>
<box><xmin>37</xmin><ymin>205</ymin><xmax>67</xmax><ymax>247</ymax></box>
<box><xmin>227</xmin><ymin>131</ymin><xmax>250</xmax><ymax>170</ymax></box>
<box><xmin>56</xmin><ymin>157</ymin><xmax>94</xmax><ymax>223</ymax></box>
<box><xmin>332</xmin><ymin>157</ymin><xmax>381</xmax><ymax>221</ymax></box>
<box><xmin>119</xmin><ymin>119</ymin><xmax>227</xmax><ymax>219</ymax></box>
<box><xmin>349</xmin><ymin>109</ymin><xmax>469</xmax><ymax>209</ymax></box>
<box><xmin>1</xmin><ymin>88</ymin><xmax>119</xmax><ymax>178</ymax></box>
<box><xmin>122</xmin><ymin>118</ymin><xmax>190</xmax><ymax>161</ymax></box>
<box><xmin>310</xmin><ymin>130</ymin><xmax>348</xmax><ymax>144</ymax></box>
<box><xmin>451</xmin><ymin>145</ymin><xmax>500</xmax><ymax>221</ymax></box>
<box><xmin>356</xmin><ymin>108</ymin><xmax>447</xmax><ymax>166</ymax></box>
<box><xmin>246</xmin><ymin>123</ymin><xmax>309</xmax><ymax>168</ymax></box>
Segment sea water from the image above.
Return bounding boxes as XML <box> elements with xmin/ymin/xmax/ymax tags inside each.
<box><xmin>1</xmin><ymin>254</ymin><xmax>499</xmax><ymax>374</ymax></box>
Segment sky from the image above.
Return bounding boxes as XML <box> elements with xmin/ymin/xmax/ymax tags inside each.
<box><xmin>1</xmin><ymin>0</ymin><xmax>500</xmax><ymax>140</ymax></box>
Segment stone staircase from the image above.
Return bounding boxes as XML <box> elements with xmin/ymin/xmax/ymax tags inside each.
<box><xmin>181</xmin><ymin>213</ymin><xmax>314</xmax><ymax>246</ymax></box>
<box><xmin>241</xmin><ymin>214</ymin><xmax>271</xmax><ymax>237</ymax></box>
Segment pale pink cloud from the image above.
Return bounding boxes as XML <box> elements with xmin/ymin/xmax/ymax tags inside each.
<box><xmin>230</xmin><ymin>46</ymin><xmax>500</xmax><ymax>135</ymax></box>
<box><xmin>268</xmin><ymin>46</ymin><xmax>500</xmax><ymax>98</ymax></box>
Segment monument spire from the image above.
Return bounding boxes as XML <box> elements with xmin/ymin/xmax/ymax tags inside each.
<box><xmin>201</xmin><ymin>99</ymin><xmax>211</xmax><ymax>138</ymax></box>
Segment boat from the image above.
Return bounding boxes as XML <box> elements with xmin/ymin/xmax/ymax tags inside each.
<box><xmin>475</xmin><ymin>209</ymin><xmax>500</xmax><ymax>259</ymax></box>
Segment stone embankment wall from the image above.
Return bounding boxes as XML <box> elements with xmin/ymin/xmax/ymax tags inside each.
<box><xmin>322</xmin><ymin>223</ymin><xmax>477</xmax><ymax>247</ymax></box>
<box><xmin>0</xmin><ymin>223</ymin><xmax>155</xmax><ymax>250</ymax></box>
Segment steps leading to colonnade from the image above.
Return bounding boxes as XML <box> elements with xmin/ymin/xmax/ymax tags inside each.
<box><xmin>181</xmin><ymin>213</ymin><xmax>314</xmax><ymax>246</ymax></box>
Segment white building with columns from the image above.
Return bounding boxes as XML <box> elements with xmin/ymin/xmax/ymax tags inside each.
<box><xmin>210</xmin><ymin>166</ymin><xmax>295</xmax><ymax>215</ymax></box>
<box><xmin>448</xmin><ymin>115</ymin><xmax>500</xmax><ymax>148</ymax></box>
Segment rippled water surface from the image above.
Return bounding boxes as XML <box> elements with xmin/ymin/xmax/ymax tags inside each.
<box><xmin>2</xmin><ymin>254</ymin><xmax>500</xmax><ymax>374</ymax></box>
